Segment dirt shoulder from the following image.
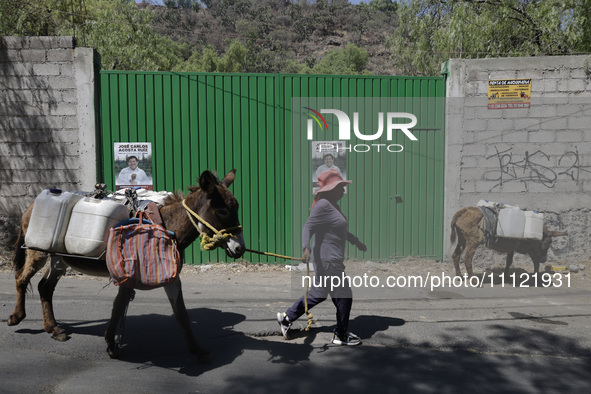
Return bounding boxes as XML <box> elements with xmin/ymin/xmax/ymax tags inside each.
<box><xmin>178</xmin><ymin>258</ymin><xmax>591</xmax><ymax>290</ymax></box>
<box><xmin>2</xmin><ymin>249</ymin><xmax>589</xmax><ymax>291</ymax></box>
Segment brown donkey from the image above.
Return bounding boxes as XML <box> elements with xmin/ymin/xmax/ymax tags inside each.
<box><xmin>8</xmin><ymin>170</ymin><xmax>245</xmax><ymax>361</ymax></box>
<box><xmin>450</xmin><ymin>207</ymin><xmax>566</xmax><ymax>277</ymax></box>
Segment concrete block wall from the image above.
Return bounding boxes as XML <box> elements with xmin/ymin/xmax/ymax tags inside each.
<box><xmin>0</xmin><ymin>36</ymin><xmax>98</xmax><ymax>252</ymax></box>
<box><xmin>444</xmin><ymin>55</ymin><xmax>591</xmax><ymax>268</ymax></box>
<box><xmin>1</xmin><ymin>37</ymin><xmax>590</xmax><ymax>268</ymax></box>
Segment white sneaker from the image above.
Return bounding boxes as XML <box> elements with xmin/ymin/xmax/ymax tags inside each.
<box><xmin>332</xmin><ymin>331</ymin><xmax>362</xmax><ymax>346</ymax></box>
<box><xmin>277</xmin><ymin>312</ymin><xmax>291</xmax><ymax>339</ymax></box>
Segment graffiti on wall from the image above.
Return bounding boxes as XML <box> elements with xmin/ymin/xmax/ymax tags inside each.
<box><xmin>486</xmin><ymin>146</ymin><xmax>591</xmax><ymax>191</ymax></box>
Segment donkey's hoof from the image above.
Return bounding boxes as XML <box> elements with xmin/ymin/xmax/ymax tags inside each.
<box><xmin>51</xmin><ymin>328</ymin><xmax>69</xmax><ymax>342</ymax></box>
<box><xmin>7</xmin><ymin>313</ymin><xmax>25</xmax><ymax>326</ymax></box>
<box><xmin>52</xmin><ymin>332</ymin><xmax>69</xmax><ymax>342</ymax></box>
<box><xmin>107</xmin><ymin>345</ymin><xmax>121</xmax><ymax>359</ymax></box>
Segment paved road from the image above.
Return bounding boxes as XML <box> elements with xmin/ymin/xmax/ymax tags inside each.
<box><xmin>1</xmin><ymin>269</ymin><xmax>590</xmax><ymax>393</ymax></box>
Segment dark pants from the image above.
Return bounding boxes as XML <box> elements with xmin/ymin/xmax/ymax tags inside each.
<box><xmin>286</xmin><ymin>261</ymin><xmax>353</xmax><ymax>336</ymax></box>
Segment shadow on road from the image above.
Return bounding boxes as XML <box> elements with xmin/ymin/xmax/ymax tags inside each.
<box><xmin>225</xmin><ymin>323</ymin><xmax>591</xmax><ymax>393</ymax></box>
<box><xmin>104</xmin><ymin>308</ymin><xmax>590</xmax><ymax>391</ymax></box>
<box><xmin>44</xmin><ymin>308</ymin><xmax>406</xmax><ymax>378</ymax></box>
<box><xmin>9</xmin><ymin>304</ymin><xmax>590</xmax><ymax>391</ymax></box>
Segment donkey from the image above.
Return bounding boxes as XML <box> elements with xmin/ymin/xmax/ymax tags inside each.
<box><xmin>8</xmin><ymin>170</ymin><xmax>245</xmax><ymax>361</ymax></box>
<box><xmin>450</xmin><ymin>206</ymin><xmax>566</xmax><ymax>277</ymax></box>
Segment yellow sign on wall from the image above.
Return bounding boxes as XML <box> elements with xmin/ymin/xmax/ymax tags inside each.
<box><xmin>488</xmin><ymin>79</ymin><xmax>531</xmax><ymax>109</ymax></box>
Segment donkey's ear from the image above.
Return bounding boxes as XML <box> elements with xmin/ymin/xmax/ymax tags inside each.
<box><xmin>221</xmin><ymin>169</ymin><xmax>237</xmax><ymax>187</ymax></box>
<box><xmin>199</xmin><ymin>170</ymin><xmax>218</xmax><ymax>194</ymax></box>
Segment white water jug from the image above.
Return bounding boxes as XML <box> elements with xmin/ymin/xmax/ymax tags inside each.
<box><xmin>496</xmin><ymin>207</ymin><xmax>525</xmax><ymax>239</ymax></box>
<box><xmin>477</xmin><ymin>199</ymin><xmax>497</xmax><ymax>208</ymax></box>
<box><xmin>65</xmin><ymin>198</ymin><xmax>129</xmax><ymax>257</ymax></box>
<box><xmin>523</xmin><ymin>211</ymin><xmax>544</xmax><ymax>240</ymax></box>
<box><xmin>25</xmin><ymin>189</ymin><xmax>83</xmax><ymax>253</ymax></box>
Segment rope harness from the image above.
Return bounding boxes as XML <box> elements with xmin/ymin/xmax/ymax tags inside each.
<box><xmin>182</xmin><ymin>199</ymin><xmax>243</xmax><ymax>251</ymax></box>
<box><xmin>182</xmin><ymin>199</ymin><xmax>315</xmax><ymax>332</ymax></box>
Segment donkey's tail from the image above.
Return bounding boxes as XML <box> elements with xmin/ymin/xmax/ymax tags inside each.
<box><xmin>12</xmin><ymin>224</ymin><xmax>26</xmax><ymax>273</ymax></box>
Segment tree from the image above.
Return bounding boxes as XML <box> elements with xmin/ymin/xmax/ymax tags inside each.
<box><xmin>368</xmin><ymin>0</ymin><xmax>397</xmax><ymax>13</ymax></box>
<box><xmin>163</xmin><ymin>0</ymin><xmax>201</xmax><ymax>11</ymax></box>
<box><xmin>199</xmin><ymin>46</ymin><xmax>221</xmax><ymax>72</ymax></box>
<box><xmin>88</xmin><ymin>0</ymin><xmax>187</xmax><ymax>70</ymax></box>
<box><xmin>217</xmin><ymin>40</ymin><xmax>247</xmax><ymax>72</ymax></box>
<box><xmin>173</xmin><ymin>40</ymin><xmax>247</xmax><ymax>72</ymax></box>
<box><xmin>389</xmin><ymin>0</ymin><xmax>591</xmax><ymax>76</ymax></box>
<box><xmin>306</xmin><ymin>43</ymin><xmax>370</xmax><ymax>75</ymax></box>
<box><xmin>0</xmin><ymin>0</ymin><xmax>186</xmax><ymax>71</ymax></box>
<box><xmin>0</xmin><ymin>0</ymin><xmax>73</xmax><ymax>36</ymax></box>
<box><xmin>281</xmin><ymin>59</ymin><xmax>304</xmax><ymax>74</ymax></box>
<box><xmin>289</xmin><ymin>3</ymin><xmax>316</xmax><ymax>42</ymax></box>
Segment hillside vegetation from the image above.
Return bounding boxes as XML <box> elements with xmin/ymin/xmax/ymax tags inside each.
<box><xmin>142</xmin><ymin>0</ymin><xmax>399</xmax><ymax>75</ymax></box>
<box><xmin>2</xmin><ymin>0</ymin><xmax>589</xmax><ymax>76</ymax></box>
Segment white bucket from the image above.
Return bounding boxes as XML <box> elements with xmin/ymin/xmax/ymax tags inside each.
<box><xmin>65</xmin><ymin>198</ymin><xmax>129</xmax><ymax>257</ymax></box>
<box><xmin>523</xmin><ymin>211</ymin><xmax>544</xmax><ymax>240</ymax></box>
<box><xmin>496</xmin><ymin>207</ymin><xmax>525</xmax><ymax>239</ymax></box>
<box><xmin>25</xmin><ymin>189</ymin><xmax>83</xmax><ymax>253</ymax></box>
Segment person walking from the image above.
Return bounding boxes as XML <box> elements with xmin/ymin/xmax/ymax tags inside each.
<box><xmin>277</xmin><ymin>169</ymin><xmax>367</xmax><ymax>345</ymax></box>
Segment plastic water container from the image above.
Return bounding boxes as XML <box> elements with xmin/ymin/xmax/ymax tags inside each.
<box><xmin>496</xmin><ymin>207</ymin><xmax>525</xmax><ymax>239</ymax></box>
<box><xmin>498</xmin><ymin>202</ymin><xmax>518</xmax><ymax>209</ymax></box>
<box><xmin>25</xmin><ymin>189</ymin><xmax>83</xmax><ymax>253</ymax></box>
<box><xmin>523</xmin><ymin>211</ymin><xmax>544</xmax><ymax>240</ymax></box>
<box><xmin>65</xmin><ymin>198</ymin><xmax>129</xmax><ymax>257</ymax></box>
<box><xmin>477</xmin><ymin>199</ymin><xmax>497</xmax><ymax>208</ymax></box>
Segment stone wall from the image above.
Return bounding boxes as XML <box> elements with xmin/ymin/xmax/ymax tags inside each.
<box><xmin>0</xmin><ymin>36</ymin><xmax>98</xmax><ymax>254</ymax></box>
<box><xmin>444</xmin><ymin>55</ymin><xmax>591</xmax><ymax>268</ymax></box>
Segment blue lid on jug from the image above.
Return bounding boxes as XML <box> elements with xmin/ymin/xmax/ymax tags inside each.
<box><xmin>49</xmin><ymin>188</ymin><xmax>62</xmax><ymax>195</ymax></box>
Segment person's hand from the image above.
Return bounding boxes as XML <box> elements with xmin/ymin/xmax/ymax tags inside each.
<box><xmin>357</xmin><ymin>241</ymin><xmax>367</xmax><ymax>252</ymax></box>
<box><xmin>302</xmin><ymin>248</ymin><xmax>311</xmax><ymax>264</ymax></box>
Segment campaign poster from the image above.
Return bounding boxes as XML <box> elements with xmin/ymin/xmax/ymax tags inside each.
<box><xmin>311</xmin><ymin>141</ymin><xmax>347</xmax><ymax>194</ymax></box>
<box><xmin>114</xmin><ymin>142</ymin><xmax>153</xmax><ymax>190</ymax></box>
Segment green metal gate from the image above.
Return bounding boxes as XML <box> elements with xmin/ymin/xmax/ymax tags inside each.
<box><xmin>98</xmin><ymin>71</ymin><xmax>445</xmax><ymax>264</ymax></box>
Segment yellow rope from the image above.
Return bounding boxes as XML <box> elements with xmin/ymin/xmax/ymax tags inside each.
<box><xmin>303</xmin><ymin>259</ymin><xmax>314</xmax><ymax>331</ymax></box>
<box><xmin>245</xmin><ymin>249</ymin><xmax>314</xmax><ymax>331</ymax></box>
<box><xmin>182</xmin><ymin>199</ymin><xmax>314</xmax><ymax>331</ymax></box>
<box><xmin>245</xmin><ymin>248</ymin><xmax>304</xmax><ymax>261</ymax></box>
<box><xmin>182</xmin><ymin>199</ymin><xmax>242</xmax><ymax>251</ymax></box>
